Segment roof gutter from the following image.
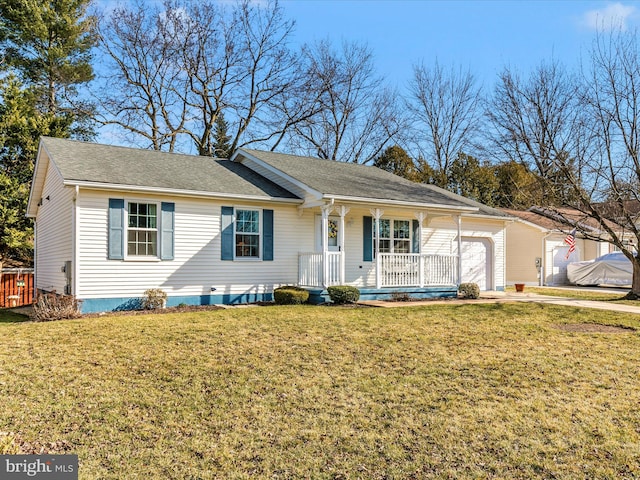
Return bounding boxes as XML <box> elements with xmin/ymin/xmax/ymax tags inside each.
<box><xmin>323</xmin><ymin>194</ymin><xmax>478</xmax><ymax>213</ymax></box>
<box><xmin>463</xmin><ymin>213</ymin><xmax>514</xmax><ymax>221</ymax></box>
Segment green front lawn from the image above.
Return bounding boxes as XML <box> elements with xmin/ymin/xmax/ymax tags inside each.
<box><xmin>1</xmin><ymin>304</ymin><xmax>639</xmax><ymax>478</ymax></box>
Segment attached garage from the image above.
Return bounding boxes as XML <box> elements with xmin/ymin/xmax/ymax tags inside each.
<box><xmin>461</xmin><ymin>237</ymin><xmax>493</xmax><ymax>290</ymax></box>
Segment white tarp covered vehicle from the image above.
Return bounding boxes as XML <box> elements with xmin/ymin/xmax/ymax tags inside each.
<box><xmin>567</xmin><ymin>252</ymin><xmax>633</xmax><ymax>286</ymax></box>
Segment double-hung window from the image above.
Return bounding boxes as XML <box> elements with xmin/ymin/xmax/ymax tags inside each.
<box><xmin>108</xmin><ymin>199</ymin><xmax>174</xmax><ymax>261</ymax></box>
<box><xmin>235</xmin><ymin>209</ymin><xmax>260</xmax><ymax>258</ymax></box>
<box><xmin>127</xmin><ymin>202</ymin><xmax>158</xmax><ymax>256</ymax></box>
<box><xmin>221</xmin><ymin>206</ymin><xmax>273</xmax><ymax>261</ymax></box>
<box><xmin>373</xmin><ymin>218</ymin><xmax>411</xmax><ymax>255</ymax></box>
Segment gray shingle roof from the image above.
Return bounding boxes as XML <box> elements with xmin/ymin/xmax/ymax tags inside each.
<box><xmin>240</xmin><ymin>148</ymin><xmax>511</xmax><ymax>217</ymax></box>
<box><xmin>40</xmin><ymin>137</ymin><xmax>298</xmax><ymax>200</ymax></box>
<box><xmin>38</xmin><ymin>138</ymin><xmax>512</xmax><ymax>218</ymax></box>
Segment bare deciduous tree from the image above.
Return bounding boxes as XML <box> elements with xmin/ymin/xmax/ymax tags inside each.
<box><xmin>407</xmin><ymin>61</ymin><xmax>483</xmax><ymax>186</ymax></box>
<box><xmin>95</xmin><ymin>0</ymin><xmax>189</xmax><ymax>151</ymax></box>
<box><xmin>557</xmin><ymin>28</ymin><xmax>640</xmax><ymax>296</ymax></box>
<box><xmin>505</xmin><ymin>30</ymin><xmax>640</xmax><ymax>296</ymax></box>
<box><xmin>94</xmin><ymin>0</ymin><xmax>298</xmax><ymax>155</ymax></box>
<box><xmin>487</xmin><ymin>59</ymin><xmax>582</xmax><ymax>204</ymax></box>
<box><xmin>285</xmin><ymin>39</ymin><xmax>403</xmax><ymax>164</ymax></box>
<box><xmin>179</xmin><ymin>0</ymin><xmax>299</xmax><ymax>155</ymax></box>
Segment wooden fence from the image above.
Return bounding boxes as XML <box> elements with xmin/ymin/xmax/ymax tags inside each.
<box><xmin>1</xmin><ymin>269</ymin><xmax>34</xmax><ymax>308</ymax></box>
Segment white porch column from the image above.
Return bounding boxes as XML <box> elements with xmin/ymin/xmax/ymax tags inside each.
<box><xmin>370</xmin><ymin>208</ymin><xmax>384</xmax><ymax>289</ymax></box>
<box><xmin>336</xmin><ymin>205</ymin><xmax>350</xmax><ymax>284</ymax></box>
<box><xmin>455</xmin><ymin>215</ymin><xmax>462</xmax><ymax>285</ymax></box>
<box><xmin>415</xmin><ymin>211</ymin><xmax>426</xmax><ymax>287</ymax></box>
<box><xmin>321</xmin><ymin>204</ymin><xmax>333</xmax><ymax>288</ymax></box>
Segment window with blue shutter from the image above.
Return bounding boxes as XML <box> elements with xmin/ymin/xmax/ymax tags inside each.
<box><xmin>364</xmin><ymin>216</ymin><xmax>418</xmax><ymax>259</ymax></box>
<box><xmin>109</xmin><ymin>199</ymin><xmax>175</xmax><ymax>260</ymax></box>
<box><xmin>222</xmin><ymin>206</ymin><xmax>273</xmax><ymax>261</ymax></box>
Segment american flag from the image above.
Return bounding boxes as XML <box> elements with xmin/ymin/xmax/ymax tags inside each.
<box><xmin>564</xmin><ymin>228</ymin><xmax>576</xmax><ymax>259</ymax></box>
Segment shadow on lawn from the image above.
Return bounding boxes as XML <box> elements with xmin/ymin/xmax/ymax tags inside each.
<box><xmin>0</xmin><ymin>308</ymin><xmax>31</xmax><ymax>323</ymax></box>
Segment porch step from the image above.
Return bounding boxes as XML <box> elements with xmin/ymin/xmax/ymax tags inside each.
<box><xmin>303</xmin><ymin>286</ymin><xmax>458</xmax><ymax>304</ymax></box>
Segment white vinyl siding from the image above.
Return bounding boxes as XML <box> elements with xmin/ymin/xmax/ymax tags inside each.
<box><xmin>425</xmin><ymin>216</ymin><xmax>506</xmax><ymax>291</ymax></box>
<box><xmin>34</xmin><ymin>166</ymin><xmax>74</xmax><ymax>293</ymax></box>
<box><xmin>71</xmin><ymin>191</ymin><xmax>508</xmax><ymax>300</ymax></box>
<box><xmin>76</xmin><ymin>190</ymin><xmax>314</xmax><ymax>300</ymax></box>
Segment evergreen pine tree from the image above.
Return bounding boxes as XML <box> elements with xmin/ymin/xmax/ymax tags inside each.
<box><xmin>213</xmin><ymin>114</ymin><xmax>232</xmax><ymax>158</ymax></box>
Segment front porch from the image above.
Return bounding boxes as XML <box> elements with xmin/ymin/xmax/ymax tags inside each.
<box><xmin>298</xmin><ymin>251</ymin><xmax>459</xmax><ymax>290</ymax></box>
<box><xmin>297</xmin><ymin>203</ymin><xmax>464</xmax><ymax>292</ymax></box>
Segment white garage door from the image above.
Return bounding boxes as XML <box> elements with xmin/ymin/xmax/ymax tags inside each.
<box><xmin>461</xmin><ymin>238</ymin><xmax>492</xmax><ymax>290</ymax></box>
<box><xmin>551</xmin><ymin>245</ymin><xmax>577</xmax><ymax>285</ymax></box>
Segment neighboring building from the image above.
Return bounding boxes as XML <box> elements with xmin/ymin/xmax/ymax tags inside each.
<box><xmin>28</xmin><ymin>137</ymin><xmax>512</xmax><ymax>313</ymax></box>
<box><xmin>503</xmin><ymin>207</ymin><xmax>616</xmax><ymax>286</ymax></box>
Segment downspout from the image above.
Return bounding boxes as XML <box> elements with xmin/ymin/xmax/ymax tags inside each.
<box><xmin>33</xmin><ymin>220</ymin><xmax>37</xmax><ymax>300</ymax></box>
<box><xmin>456</xmin><ymin>215</ymin><xmax>462</xmax><ymax>285</ymax></box>
<box><xmin>73</xmin><ymin>185</ymin><xmax>80</xmax><ymax>298</ymax></box>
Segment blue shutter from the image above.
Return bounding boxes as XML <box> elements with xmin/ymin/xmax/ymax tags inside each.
<box><xmin>161</xmin><ymin>202</ymin><xmax>175</xmax><ymax>260</ymax></box>
<box><xmin>263</xmin><ymin>209</ymin><xmax>274</xmax><ymax>261</ymax></box>
<box><xmin>108</xmin><ymin>199</ymin><xmax>125</xmax><ymax>260</ymax></box>
<box><xmin>412</xmin><ymin>219</ymin><xmax>420</xmax><ymax>254</ymax></box>
<box><xmin>221</xmin><ymin>206</ymin><xmax>234</xmax><ymax>260</ymax></box>
<box><xmin>363</xmin><ymin>216</ymin><xmax>373</xmax><ymax>261</ymax></box>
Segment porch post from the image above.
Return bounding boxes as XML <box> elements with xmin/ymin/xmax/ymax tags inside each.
<box><xmin>415</xmin><ymin>212</ymin><xmax>426</xmax><ymax>288</ymax></box>
<box><xmin>336</xmin><ymin>205</ymin><xmax>350</xmax><ymax>284</ymax></box>
<box><xmin>370</xmin><ymin>208</ymin><xmax>384</xmax><ymax>289</ymax></box>
<box><xmin>321</xmin><ymin>204</ymin><xmax>333</xmax><ymax>288</ymax></box>
<box><xmin>455</xmin><ymin>215</ymin><xmax>462</xmax><ymax>285</ymax></box>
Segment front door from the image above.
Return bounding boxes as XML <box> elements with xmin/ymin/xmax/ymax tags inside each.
<box><xmin>315</xmin><ymin>215</ymin><xmax>340</xmax><ymax>252</ymax></box>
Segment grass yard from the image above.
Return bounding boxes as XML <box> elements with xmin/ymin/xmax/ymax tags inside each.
<box><xmin>1</xmin><ymin>303</ymin><xmax>640</xmax><ymax>479</ymax></box>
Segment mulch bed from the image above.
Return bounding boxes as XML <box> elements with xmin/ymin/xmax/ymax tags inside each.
<box><xmin>554</xmin><ymin>323</ymin><xmax>635</xmax><ymax>333</ymax></box>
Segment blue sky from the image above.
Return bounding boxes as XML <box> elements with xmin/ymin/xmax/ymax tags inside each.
<box><xmin>280</xmin><ymin>1</ymin><xmax>640</xmax><ymax>89</ymax></box>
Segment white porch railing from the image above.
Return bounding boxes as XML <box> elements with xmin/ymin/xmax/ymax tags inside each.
<box><xmin>298</xmin><ymin>252</ymin><xmax>458</xmax><ymax>288</ymax></box>
<box><xmin>379</xmin><ymin>253</ymin><xmax>420</xmax><ymax>286</ymax></box>
<box><xmin>379</xmin><ymin>253</ymin><xmax>458</xmax><ymax>287</ymax></box>
<box><xmin>423</xmin><ymin>254</ymin><xmax>459</xmax><ymax>286</ymax></box>
<box><xmin>298</xmin><ymin>252</ymin><xmax>342</xmax><ymax>287</ymax></box>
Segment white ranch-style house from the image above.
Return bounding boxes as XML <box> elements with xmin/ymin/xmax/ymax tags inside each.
<box><xmin>27</xmin><ymin>137</ymin><xmax>512</xmax><ymax>313</ymax></box>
